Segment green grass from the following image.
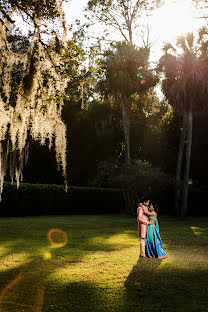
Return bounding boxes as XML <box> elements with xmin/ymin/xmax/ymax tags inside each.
<box><xmin>0</xmin><ymin>215</ymin><xmax>207</xmax><ymax>312</ymax></box>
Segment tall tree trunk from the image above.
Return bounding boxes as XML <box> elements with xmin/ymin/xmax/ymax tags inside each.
<box><xmin>181</xmin><ymin>109</ymin><xmax>193</xmax><ymax>219</ymax></box>
<box><xmin>127</xmin><ymin>21</ymin><xmax>133</xmax><ymax>43</ymax></box>
<box><xmin>121</xmin><ymin>99</ymin><xmax>130</xmax><ymax>164</ymax></box>
<box><xmin>174</xmin><ymin>111</ymin><xmax>187</xmax><ymax>216</ymax></box>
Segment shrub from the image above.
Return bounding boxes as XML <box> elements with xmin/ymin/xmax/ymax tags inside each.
<box><xmin>0</xmin><ymin>182</ymin><xmax>124</xmax><ymax>216</ymax></box>
<box><xmin>90</xmin><ymin>159</ymin><xmax>175</xmax><ymax>215</ymax></box>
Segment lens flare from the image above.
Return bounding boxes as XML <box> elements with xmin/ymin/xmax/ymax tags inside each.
<box><xmin>137</xmin><ymin>73</ymin><xmax>142</xmax><ymax>77</ymax></box>
<box><xmin>0</xmin><ymin>273</ymin><xmax>22</xmax><ymax>309</ymax></box>
<box><xmin>130</xmin><ymin>94</ymin><xmax>134</xmax><ymax>98</ymax></box>
<box><xmin>47</xmin><ymin>229</ymin><xmax>68</xmax><ymax>248</ymax></box>
<box><xmin>43</xmin><ymin>251</ymin><xmax>52</xmax><ymax>260</ymax></box>
<box><xmin>36</xmin><ymin>286</ymin><xmax>46</xmax><ymax>312</ymax></box>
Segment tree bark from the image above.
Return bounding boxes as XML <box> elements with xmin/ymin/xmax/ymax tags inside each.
<box><xmin>174</xmin><ymin>111</ymin><xmax>187</xmax><ymax>216</ymax></box>
<box><xmin>127</xmin><ymin>21</ymin><xmax>133</xmax><ymax>43</ymax></box>
<box><xmin>181</xmin><ymin>109</ymin><xmax>193</xmax><ymax>219</ymax></box>
<box><xmin>121</xmin><ymin>99</ymin><xmax>130</xmax><ymax>165</ymax></box>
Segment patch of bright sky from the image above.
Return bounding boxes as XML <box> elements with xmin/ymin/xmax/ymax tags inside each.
<box><xmin>14</xmin><ymin>0</ymin><xmax>204</xmax><ymax>99</ymax></box>
<box><xmin>63</xmin><ymin>0</ymin><xmax>204</xmax><ymax>99</ymax></box>
<box><xmin>63</xmin><ymin>0</ymin><xmax>203</xmax><ymax>62</ymax></box>
<box><xmin>63</xmin><ymin>0</ymin><xmax>85</xmax><ymax>25</ymax></box>
<box><xmin>15</xmin><ymin>0</ymin><xmax>204</xmax><ymax>62</ymax></box>
<box><xmin>149</xmin><ymin>0</ymin><xmax>203</xmax><ymax>63</ymax></box>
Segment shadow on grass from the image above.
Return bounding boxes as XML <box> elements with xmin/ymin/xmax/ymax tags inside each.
<box><xmin>0</xmin><ymin>251</ymin><xmax>127</xmax><ymax>312</ymax></box>
<box><xmin>0</xmin><ymin>221</ymin><xmax>137</xmax><ymax>312</ymax></box>
<box><xmin>40</xmin><ymin>257</ymin><xmax>208</xmax><ymax>312</ymax></box>
<box><xmin>124</xmin><ymin>257</ymin><xmax>208</xmax><ymax>312</ymax></box>
<box><xmin>0</xmin><ymin>216</ymin><xmax>207</xmax><ymax>312</ymax></box>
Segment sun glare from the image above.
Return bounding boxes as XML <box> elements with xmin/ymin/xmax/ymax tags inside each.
<box><xmin>151</xmin><ymin>0</ymin><xmax>195</xmax><ymax>42</ymax></box>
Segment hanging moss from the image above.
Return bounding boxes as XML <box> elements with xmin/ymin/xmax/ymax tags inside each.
<box><xmin>0</xmin><ymin>0</ymin><xmax>69</xmax><ymax>199</ymax></box>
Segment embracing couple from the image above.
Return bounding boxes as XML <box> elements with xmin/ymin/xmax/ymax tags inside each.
<box><xmin>137</xmin><ymin>200</ymin><xmax>168</xmax><ymax>259</ymax></box>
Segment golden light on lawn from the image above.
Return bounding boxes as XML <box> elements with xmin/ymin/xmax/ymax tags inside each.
<box><xmin>151</xmin><ymin>0</ymin><xmax>194</xmax><ymax>42</ymax></box>
<box><xmin>190</xmin><ymin>226</ymin><xmax>204</xmax><ymax>236</ymax></box>
<box><xmin>47</xmin><ymin>229</ymin><xmax>68</xmax><ymax>248</ymax></box>
<box><xmin>0</xmin><ymin>253</ymin><xmax>29</xmax><ymax>272</ymax></box>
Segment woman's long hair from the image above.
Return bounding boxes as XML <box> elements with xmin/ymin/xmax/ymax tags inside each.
<box><xmin>149</xmin><ymin>203</ymin><xmax>159</xmax><ymax>214</ymax></box>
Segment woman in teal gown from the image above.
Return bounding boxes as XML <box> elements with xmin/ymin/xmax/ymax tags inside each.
<box><xmin>145</xmin><ymin>204</ymin><xmax>168</xmax><ymax>259</ymax></box>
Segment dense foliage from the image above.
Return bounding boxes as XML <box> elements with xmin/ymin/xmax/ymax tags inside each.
<box><xmin>90</xmin><ymin>158</ymin><xmax>174</xmax><ymax>214</ymax></box>
<box><xmin>1</xmin><ymin>0</ymin><xmax>208</xmax><ymax>216</ymax></box>
<box><xmin>0</xmin><ymin>0</ymin><xmax>71</xmax><ymax>197</ymax></box>
<box><xmin>158</xmin><ymin>33</ymin><xmax>208</xmax><ymax>217</ymax></box>
<box><xmin>0</xmin><ymin>182</ymin><xmax>123</xmax><ymax>216</ymax></box>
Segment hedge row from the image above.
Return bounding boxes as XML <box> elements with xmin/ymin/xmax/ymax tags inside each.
<box><xmin>0</xmin><ymin>182</ymin><xmax>207</xmax><ymax>217</ymax></box>
<box><xmin>0</xmin><ymin>182</ymin><xmax>125</xmax><ymax>216</ymax></box>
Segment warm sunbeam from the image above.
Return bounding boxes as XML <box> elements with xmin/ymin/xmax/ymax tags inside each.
<box><xmin>152</xmin><ymin>0</ymin><xmax>195</xmax><ymax>42</ymax></box>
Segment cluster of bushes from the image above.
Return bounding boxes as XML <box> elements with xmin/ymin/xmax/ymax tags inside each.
<box><xmin>0</xmin><ymin>182</ymin><xmax>124</xmax><ymax>217</ymax></box>
<box><xmin>90</xmin><ymin>159</ymin><xmax>175</xmax><ymax>215</ymax></box>
<box><xmin>0</xmin><ymin>180</ymin><xmax>206</xmax><ymax>217</ymax></box>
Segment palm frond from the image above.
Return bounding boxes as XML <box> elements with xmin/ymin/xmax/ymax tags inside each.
<box><xmin>162</xmin><ymin>42</ymin><xmax>176</xmax><ymax>54</ymax></box>
<box><xmin>186</xmin><ymin>33</ymin><xmax>194</xmax><ymax>50</ymax></box>
<box><xmin>176</xmin><ymin>36</ymin><xmax>188</xmax><ymax>52</ymax></box>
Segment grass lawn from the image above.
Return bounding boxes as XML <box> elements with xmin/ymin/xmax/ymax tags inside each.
<box><xmin>0</xmin><ymin>215</ymin><xmax>207</xmax><ymax>312</ymax></box>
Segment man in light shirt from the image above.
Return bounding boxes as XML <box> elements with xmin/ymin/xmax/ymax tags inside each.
<box><xmin>137</xmin><ymin>200</ymin><xmax>155</xmax><ymax>257</ymax></box>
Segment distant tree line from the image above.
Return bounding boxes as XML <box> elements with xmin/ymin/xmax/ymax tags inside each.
<box><xmin>1</xmin><ymin>0</ymin><xmax>208</xmax><ymax>217</ymax></box>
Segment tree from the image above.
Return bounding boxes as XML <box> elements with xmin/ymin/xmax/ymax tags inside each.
<box><xmin>97</xmin><ymin>41</ymin><xmax>158</xmax><ymax>164</ymax></box>
<box><xmin>158</xmin><ymin>32</ymin><xmax>208</xmax><ymax>218</ymax></box>
<box><xmin>0</xmin><ymin>0</ymin><xmax>74</xmax><ymax>198</ymax></box>
<box><xmin>90</xmin><ymin>158</ymin><xmax>174</xmax><ymax>215</ymax></box>
<box><xmin>192</xmin><ymin>0</ymin><xmax>208</xmax><ymax>20</ymax></box>
<box><xmin>74</xmin><ymin>0</ymin><xmax>161</xmax><ymax>166</ymax></box>
<box><xmin>85</xmin><ymin>0</ymin><xmax>161</xmax><ymax>44</ymax></box>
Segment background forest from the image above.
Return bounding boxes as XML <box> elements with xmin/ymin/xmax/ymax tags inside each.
<box><xmin>0</xmin><ymin>3</ymin><xmax>208</xmax><ymax>312</ymax></box>
<box><xmin>1</xmin><ymin>0</ymin><xmax>208</xmax><ymax>217</ymax></box>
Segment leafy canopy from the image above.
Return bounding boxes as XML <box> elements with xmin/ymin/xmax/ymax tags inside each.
<box><xmin>97</xmin><ymin>41</ymin><xmax>158</xmax><ymax>99</ymax></box>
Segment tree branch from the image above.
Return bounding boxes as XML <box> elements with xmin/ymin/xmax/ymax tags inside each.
<box><xmin>108</xmin><ymin>11</ymin><xmax>129</xmax><ymax>41</ymax></box>
<box><xmin>0</xmin><ymin>7</ymin><xmax>14</xmax><ymax>24</ymax></box>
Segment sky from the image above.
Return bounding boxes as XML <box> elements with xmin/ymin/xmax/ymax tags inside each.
<box><xmin>15</xmin><ymin>0</ymin><xmax>204</xmax><ymax>63</ymax></box>
<box><xmin>14</xmin><ymin>0</ymin><xmax>205</xmax><ymax>99</ymax></box>
<box><xmin>62</xmin><ymin>0</ymin><xmax>204</xmax><ymax>99</ymax></box>
<box><xmin>63</xmin><ymin>0</ymin><xmax>203</xmax><ymax>63</ymax></box>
